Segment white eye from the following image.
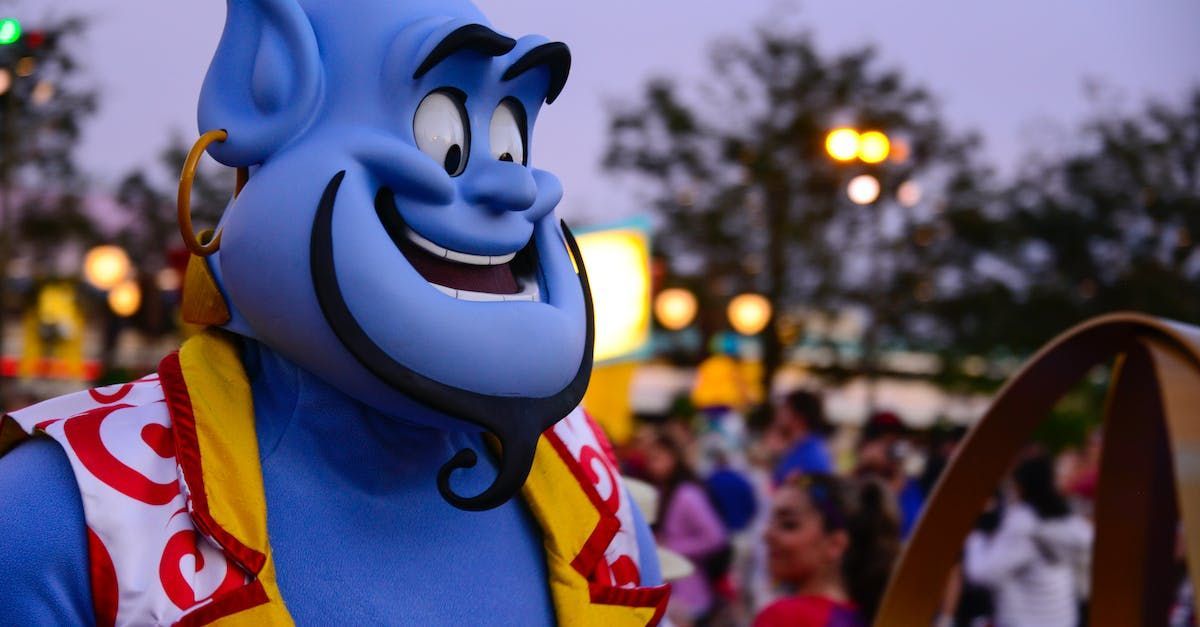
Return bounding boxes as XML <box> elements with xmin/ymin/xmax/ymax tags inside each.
<box><xmin>414</xmin><ymin>91</ymin><xmax>469</xmax><ymax>176</ymax></box>
<box><xmin>489</xmin><ymin>99</ymin><xmax>526</xmax><ymax>165</ymax></box>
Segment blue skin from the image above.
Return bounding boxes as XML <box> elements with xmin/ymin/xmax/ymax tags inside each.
<box><xmin>1</xmin><ymin>0</ymin><xmax>662</xmax><ymax>621</ymax></box>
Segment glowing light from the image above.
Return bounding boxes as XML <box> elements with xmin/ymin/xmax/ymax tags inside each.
<box><xmin>577</xmin><ymin>225</ymin><xmax>652</xmax><ymax>363</ymax></box>
<box><xmin>889</xmin><ymin>137</ymin><xmax>912</xmax><ymax>163</ymax></box>
<box><xmin>847</xmin><ymin>174</ymin><xmax>881</xmax><ymax>205</ymax></box>
<box><xmin>0</xmin><ymin>69</ymin><xmax>10</xmax><ymax>96</ymax></box>
<box><xmin>654</xmin><ymin>288</ymin><xmax>698</xmax><ymax>331</ymax></box>
<box><xmin>727</xmin><ymin>293</ymin><xmax>772</xmax><ymax>336</ymax></box>
<box><xmin>83</xmin><ymin>245</ymin><xmax>131</xmax><ymax>291</ymax></box>
<box><xmin>15</xmin><ymin>56</ymin><xmax>34</xmax><ymax>77</ymax></box>
<box><xmin>858</xmin><ymin>131</ymin><xmax>891</xmax><ymax>164</ymax></box>
<box><xmin>156</xmin><ymin>267</ymin><xmax>182</xmax><ymax>292</ymax></box>
<box><xmin>825</xmin><ymin>128</ymin><xmax>860</xmax><ymax>162</ymax></box>
<box><xmin>897</xmin><ymin>180</ymin><xmax>922</xmax><ymax>208</ymax></box>
<box><xmin>108</xmin><ymin>280</ymin><xmax>142</xmax><ymax>318</ymax></box>
<box><xmin>31</xmin><ymin>80</ymin><xmax>53</xmax><ymax>105</ymax></box>
<box><xmin>0</xmin><ymin>18</ymin><xmax>21</xmax><ymax>45</ymax></box>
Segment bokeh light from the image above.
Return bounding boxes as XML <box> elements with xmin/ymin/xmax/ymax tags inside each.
<box><xmin>577</xmin><ymin>227</ymin><xmax>652</xmax><ymax>363</ymax></box>
<box><xmin>15</xmin><ymin>56</ymin><xmax>34</xmax><ymax>77</ymax></box>
<box><xmin>156</xmin><ymin>267</ymin><xmax>182</xmax><ymax>292</ymax></box>
<box><xmin>0</xmin><ymin>18</ymin><xmax>21</xmax><ymax>46</ymax></box>
<box><xmin>825</xmin><ymin>128</ymin><xmax>860</xmax><ymax>162</ymax></box>
<box><xmin>858</xmin><ymin>131</ymin><xmax>891</xmax><ymax>164</ymax></box>
<box><xmin>654</xmin><ymin>288</ymin><xmax>698</xmax><ymax>331</ymax></box>
<box><xmin>83</xmin><ymin>245</ymin><xmax>131</xmax><ymax>290</ymax></box>
<box><xmin>728</xmin><ymin>293</ymin><xmax>772</xmax><ymax>336</ymax></box>
<box><xmin>897</xmin><ymin>180</ymin><xmax>923</xmax><ymax>207</ymax></box>
<box><xmin>31</xmin><ymin>80</ymin><xmax>54</xmax><ymax>105</ymax></box>
<box><xmin>108</xmin><ymin>280</ymin><xmax>142</xmax><ymax>318</ymax></box>
<box><xmin>847</xmin><ymin>174</ymin><xmax>882</xmax><ymax>205</ymax></box>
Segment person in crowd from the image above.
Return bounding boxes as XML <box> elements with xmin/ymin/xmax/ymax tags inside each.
<box><xmin>768</xmin><ymin>390</ymin><xmax>834</xmax><ymax>485</ymax></box>
<box><xmin>897</xmin><ymin>424</ymin><xmax>966</xmax><ymax>537</ymax></box>
<box><xmin>964</xmin><ymin>454</ymin><xmax>1093</xmax><ymax>627</ymax></box>
<box><xmin>643</xmin><ymin>431</ymin><xmax>731</xmax><ymax>625</ymax></box>
<box><xmin>755</xmin><ymin>474</ymin><xmax>901</xmax><ymax>627</ymax></box>
<box><xmin>853</xmin><ymin>410</ymin><xmax>908</xmax><ymax>487</ymax></box>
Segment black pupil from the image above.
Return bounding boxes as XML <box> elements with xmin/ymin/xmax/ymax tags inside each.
<box><xmin>499</xmin><ymin>153</ymin><xmax>514</xmax><ymax>163</ymax></box>
<box><xmin>444</xmin><ymin>144</ymin><xmax>463</xmax><ymax>174</ymax></box>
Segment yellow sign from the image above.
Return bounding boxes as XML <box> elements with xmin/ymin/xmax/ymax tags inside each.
<box><xmin>576</xmin><ymin>220</ymin><xmax>652</xmax><ymax>364</ymax></box>
<box><xmin>21</xmin><ymin>282</ymin><xmax>86</xmax><ymax>380</ymax></box>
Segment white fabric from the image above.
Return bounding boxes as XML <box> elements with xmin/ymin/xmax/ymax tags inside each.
<box><xmin>9</xmin><ymin>376</ymin><xmax>247</xmax><ymax>626</ymax></box>
<box><xmin>964</xmin><ymin>503</ymin><xmax>1093</xmax><ymax>627</ymax></box>
<box><xmin>548</xmin><ymin>407</ymin><xmax>642</xmax><ymax>583</ymax></box>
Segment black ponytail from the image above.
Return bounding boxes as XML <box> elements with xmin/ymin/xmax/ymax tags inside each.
<box><xmin>842</xmin><ymin>479</ymin><xmax>900</xmax><ymax>622</ymax></box>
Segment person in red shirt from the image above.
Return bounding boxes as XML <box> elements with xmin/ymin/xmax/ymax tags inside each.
<box><xmin>755</xmin><ymin>474</ymin><xmax>900</xmax><ymax>627</ymax></box>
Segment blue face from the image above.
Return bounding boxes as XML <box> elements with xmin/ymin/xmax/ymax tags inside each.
<box><xmin>197</xmin><ymin>0</ymin><xmax>591</xmax><ymax>510</ymax></box>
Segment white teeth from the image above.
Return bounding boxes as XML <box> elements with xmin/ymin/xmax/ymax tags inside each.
<box><xmin>406</xmin><ymin>228</ymin><xmax>517</xmax><ymax>266</ymax></box>
<box><xmin>430</xmin><ymin>279</ymin><xmax>540</xmax><ymax>303</ymax></box>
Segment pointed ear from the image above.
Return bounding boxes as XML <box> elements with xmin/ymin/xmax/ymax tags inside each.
<box><xmin>198</xmin><ymin>0</ymin><xmax>322</xmax><ymax>167</ymax></box>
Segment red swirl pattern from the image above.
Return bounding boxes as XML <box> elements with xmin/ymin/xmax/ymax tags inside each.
<box><xmin>89</xmin><ymin>383</ymin><xmax>135</xmax><ymax>405</ymax></box>
<box><xmin>159</xmin><ymin>530</ymin><xmax>245</xmax><ymax>610</ymax></box>
<box><xmin>63</xmin><ymin>404</ymin><xmax>180</xmax><ymax>506</ymax></box>
<box><xmin>87</xmin><ymin>528</ymin><xmax>120</xmax><ymax>627</ymax></box>
<box><xmin>580</xmin><ymin>445</ymin><xmax>620</xmax><ymax>515</ymax></box>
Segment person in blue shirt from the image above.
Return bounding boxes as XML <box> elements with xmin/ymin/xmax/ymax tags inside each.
<box><xmin>769</xmin><ymin>390</ymin><xmax>834</xmax><ymax>485</ymax></box>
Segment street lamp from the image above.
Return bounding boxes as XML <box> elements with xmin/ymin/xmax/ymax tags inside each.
<box><xmin>728</xmin><ymin>293</ymin><xmax>772</xmax><ymax>336</ymax></box>
<box><xmin>107</xmin><ymin>280</ymin><xmax>142</xmax><ymax>318</ymax></box>
<box><xmin>858</xmin><ymin>131</ymin><xmax>891</xmax><ymax>164</ymax></box>
<box><xmin>654</xmin><ymin>288</ymin><xmax>698</xmax><ymax>331</ymax></box>
<box><xmin>83</xmin><ymin>245</ymin><xmax>131</xmax><ymax>291</ymax></box>
<box><xmin>825</xmin><ymin>128</ymin><xmax>860</xmax><ymax>162</ymax></box>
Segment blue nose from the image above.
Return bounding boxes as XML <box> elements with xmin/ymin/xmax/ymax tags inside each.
<box><xmin>461</xmin><ymin>159</ymin><xmax>538</xmax><ymax>213</ymax></box>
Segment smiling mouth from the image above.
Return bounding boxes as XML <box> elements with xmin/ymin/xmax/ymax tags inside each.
<box><xmin>375</xmin><ymin>189</ymin><xmax>540</xmax><ymax>302</ymax></box>
<box><xmin>311</xmin><ymin>171</ymin><xmax>596</xmax><ymax>512</ymax></box>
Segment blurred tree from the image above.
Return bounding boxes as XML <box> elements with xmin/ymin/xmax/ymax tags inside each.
<box><xmin>603</xmin><ymin>25</ymin><xmax>996</xmax><ymax>394</ymax></box>
<box><xmin>986</xmin><ymin>89</ymin><xmax>1200</xmax><ymax>351</ymax></box>
<box><xmin>102</xmin><ymin>135</ymin><xmax>232</xmax><ymax>363</ymax></box>
<box><xmin>0</xmin><ymin>15</ymin><xmax>97</xmax><ymax>405</ymax></box>
<box><xmin>114</xmin><ymin>134</ymin><xmax>230</xmax><ymax>277</ymax></box>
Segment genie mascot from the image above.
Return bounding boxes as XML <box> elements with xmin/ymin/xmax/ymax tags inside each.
<box><xmin>0</xmin><ymin>1</ymin><xmax>670</xmax><ymax>624</ymax></box>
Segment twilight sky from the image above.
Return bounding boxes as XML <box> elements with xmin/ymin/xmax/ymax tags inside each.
<box><xmin>24</xmin><ymin>0</ymin><xmax>1200</xmax><ymax>221</ymax></box>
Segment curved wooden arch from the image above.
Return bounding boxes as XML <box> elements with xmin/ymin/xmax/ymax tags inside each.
<box><xmin>876</xmin><ymin>312</ymin><xmax>1200</xmax><ymax>626</ymax></box>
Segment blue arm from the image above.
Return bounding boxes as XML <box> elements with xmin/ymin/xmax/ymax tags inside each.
<box><xmin>629</xmin><ymin>493</ymin><xmax>663</xmax><ymax>587</ymax></box>
<box><xmin>0</xmin><ymin>438</ymin><xmax>95</xmax><ymax>626</ymax></box>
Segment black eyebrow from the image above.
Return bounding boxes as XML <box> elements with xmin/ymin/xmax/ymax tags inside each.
<box><xmin>413</xmin><ymin>24</ymin><xmax>517</xmax><ymax>80</ymax></box>
<box><xmin>501</xmin><ymin>42</ymin><xmax>571</xmax><ymax>104</ymax></box>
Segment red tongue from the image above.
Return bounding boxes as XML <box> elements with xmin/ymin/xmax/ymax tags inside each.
<box><xmin>398</xmin><ymin>235</ymin><xmax>520</xmax><ymax>294</ymax></box>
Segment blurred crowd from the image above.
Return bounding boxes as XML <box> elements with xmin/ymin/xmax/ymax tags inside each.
<box><xmin>619</xmin><ymin>388</ymin><xmax>1195</xmax><ymax>627</ymax></box>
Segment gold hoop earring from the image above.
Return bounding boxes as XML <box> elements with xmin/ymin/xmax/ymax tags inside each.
<box><xmin>178</xmin><ymin>130</ymin><xmax>248</xmax><ymax>257</ymax></box>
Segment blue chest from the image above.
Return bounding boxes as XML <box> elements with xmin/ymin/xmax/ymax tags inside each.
<box><xmin>249</xmin><ymin>349</ymin><xmax>556</xmax><ymax>625</ymax></box>
<box><xmin>259</xmin><ymin>431</ymin><xmax>556</xmax><ymax>625</ymax></box>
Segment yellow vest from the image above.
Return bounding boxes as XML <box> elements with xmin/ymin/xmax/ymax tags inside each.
<box><xmin>163</xmin><ymin>331</ymin><xmax>669</xmax><ymax>625</ymax></box>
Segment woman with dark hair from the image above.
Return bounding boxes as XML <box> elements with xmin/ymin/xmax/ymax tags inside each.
<box><xmin>643</xmin><ymin>432</ymin><xmax>729</xmax><ymax>625</ymax></box>
<box><xmin>964</xmin><ymin>454</ymin><xmax>1093</xmax><ymax>626</ymax></box>
<box><xmin>754</xmin><ymin>474</ymin><xmax>900</xmax><ymax>626</ymax></box>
